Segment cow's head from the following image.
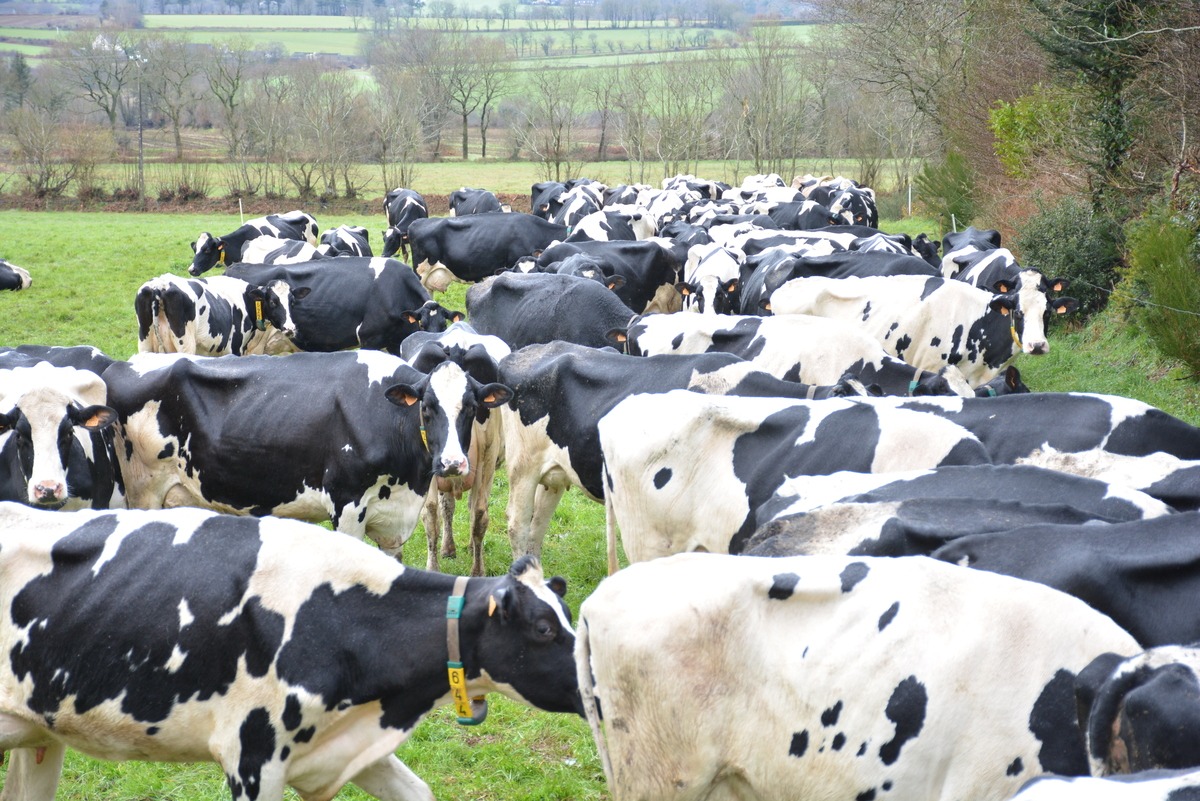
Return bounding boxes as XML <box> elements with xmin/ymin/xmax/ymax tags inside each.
<box><xmin>385</xmin><ymin>344</ymin><xmax>512</xmax><ymax>477</ymax></box>
<box><xmin>381</xmin><ymin>226</ymin><xmax>406</xmax><ymax>259</ymax></box>
<box><xmin>989</xmin><ymin>270</ymin><xmax>1079</xmax><ymax>356</ymax></box>
<box><xmin>403</xmin><ymin>300</ymin><xmax>465</xmax><ymax>334</ymax></box>
<box><xmin>676</xmin><ymin>277</ymin><xmax>739</xmax><ymax>315</ymax></box>
<box><xmin>0</xmin><ymin>386</ymin><xmax>116</xmax><ymax>508</ymax></box>
<box><xmin>245</xmin><ymin>280</ymin><xmax>308</xmax><ymax>338</ymax></box>
<box><xmin>189</xmin><ymin>232</ymin><xmax>225</xmax><ymax>276</ymax></box>
<box><xmin>828</xmin><ymin>187</ymin><xmax>878</xmax><ymax>227</ymax></box>
<box><xmin>471</xmin><ymin>555</ymin><xmax>583</xmax><ymax>716</ymax></box>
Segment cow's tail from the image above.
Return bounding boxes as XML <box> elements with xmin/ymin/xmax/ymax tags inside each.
<box><xmin>604</xmin><ymin>462</ymin><xmax>619</xmax><ymax>576</ymax></box>
<box><xmin>575</xmin><ymin>614</ymin><xmax>614</xmax><ymax>786</ymax></box>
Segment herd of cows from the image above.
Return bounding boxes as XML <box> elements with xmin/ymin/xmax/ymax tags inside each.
<box><xmin>2</xmin><ymin>171</ymin><xmax>1200</xmax><ymax>801</ymax></box>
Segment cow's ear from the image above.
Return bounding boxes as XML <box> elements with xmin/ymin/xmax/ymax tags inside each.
<box><xmin>292</xmin><ymin>287</ymin><xmax>311</xmax><ymax>300</ymax></box>
<box><xmin>993</xmin><ymin>279</ymin><xmax>1012</xmax><ymax>294</ymax></box>
<box><xmin>1052</xmin><ymin>297</ymin><xmax>1079</xmax><ymax>315</ymax></box>
<box><xmin>675</xmin><ymin>282</ymin><xmax>692</xmax><ymax>297</ymax></box>
<box><xmin>989</xmin><ymin>296</ymin><xmax>1016</xmax><ymax>316</ymax></box>
<box><xmin>0</xmin><ymin>410</ymin><xmax>17</xmax><ymax>434</ymax></box>
<box><xmin>1047</xmin><ymin>277</ymin><xmax>1071</xmax><ymax>293</ymax></box>
<box><xmin>404</xmin><ymin>311</ymin><xmax>420</xmax><ymax>325</ymax></box>
<box><xmin>411</xmin><ymin>342</ymin><xmax>450</xmax><ymax>374</ymax></box>
<box><xmin>477</xmin><ymin>382</ymin><xmax>513</xmax><ymax>408</ymax></box>
<box><xmin>190</xmin><ymin>241</ymin><xmax>197</xmax><ymax>253</ymax></box>
<box><xmin>759</xmin><ymin>298</ymin><xmax>772</xmax><ymax>314</ymax></box>
<box><xmin>384</xmin><ymin>383</ymin><xmax>422</xmax><ymax>407</ymax></box>
<box><xmin>723</xmin><ymin>278</ymin><xmax>739</xmax><ymax>294</ymax></box>
<box><xmin>491</xmin><ymin>586</ymin><xmax>514</xmax><ymax>622</ymax></box>
<box><xmin>1075</xmin><ymin>651</ymin><xmax>1127</xmax><ymax>734</ymax></box>
<box><xmin>548</xmin><ymin>575</ymin><xmax>567</xmax><ymax>598</ymax></box>
<box><xmin>450</xmin><ymin>310</ymin><xmax>465</xmax><ymax>323</ymax></box>
<box><xmin>1005</xmin><ymin>365</ymin><xmax>1022</xmax><ymax>391</ymax></box>
<box><xmin>605</xmin><ymin>275</ymin><xmax>626</xmax><ymax>291</ymax></box>
<box><xmin>71</xmin><ymin>404</ymin><xmax>118</xmax><ymax>431</ymax></box>
<box><xmin>605</xmin><ymin>328</ymin><xmax>628</xmax><ymax>347</ymax></box>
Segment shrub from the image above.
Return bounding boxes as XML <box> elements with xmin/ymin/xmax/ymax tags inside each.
<box><xmin>914</xmin><ymin>150</ymin><xmax>978</xmax><ymax>233</ymax></box>
<box><xmin>1014</xmin><ymin>195</ymin><xmax>1121</xmax><ymax>318</ymax></box>
<box><xmin>1124</xmin><ymin>210</ymin><xmax>1200</xmax><ymax>377</ymax></box>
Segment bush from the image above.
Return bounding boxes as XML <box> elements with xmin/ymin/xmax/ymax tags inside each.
<box><xmin>1124</xmin><ymin>211</ymin><xmax>1200</xmax><ymax>377</ymax></box>
<box><xmin>1014</xmin><ymin>195</ymin><xmax>1121</xmax><ymax>318</ymax></box>
<box><xmin>914</xmin><ymin>150</ymin><xmax>978</xmax><ymax>233</ymax></box>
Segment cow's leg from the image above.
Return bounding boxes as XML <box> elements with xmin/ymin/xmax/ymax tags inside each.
<box><xmin>421</xmin><ymin>489</ymin><xmax>441</xmax><ymax>572</ymax></box>
<box><xmin>225</xmin><ymin>759</ymin><xmax>287</xmax><ymax>801</ymax></box>
<box><xmin>347</xmin><ymin>754</ymin><xmax>434</xmax><ymax>801</ymax></box>
<box><xmin>527</xmin><ymin>484</ymin><xmax>565</xmax><ymax>561</ymax></box>
<box><xmin>439</xmin><ymin>493</ymin><xmax>457</xmax><ymax>559</ymax></box>
<box><xmin>0</xmin><ymin>743</ymin><xmax>65</xmax><ymax>801</ymax></box>
<box><xmin>467</xmin><ymin>432</ymin><xmax>501</xmax><ymax>577</ymax></box>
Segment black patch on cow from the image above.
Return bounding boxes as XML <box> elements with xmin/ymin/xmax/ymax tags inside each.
<box><xmin>669</xmin><ymin>334</ymin><xmax>683</xmax><ymax>350</ymax></box>
<box><xmin>878</xmin><ymin>602</ymin><xmax>899</xmax><ymax>631</ymax></box>
<box><xmin>358</xmin><ymin>508</ymin><xmax>367</xmax><ymax>523</ymax></box>
<box><xmin>919</xmin><ymin>278</ymin><xmax>941</xmax><ymax>301</ymax></box>
<box><xmin>378</xmin><ymin>485</ymin><xmax>391</xmax><ymax>500</ymax></box>
<box><xmin>1167</xmin><ymin>789</ymin><xmax>1200</xmax><ymax>801</ymax></box>
<box><xmin>1007</xmin><ymin>757</ymin><xmax>1023</xmax><ymax>776</ymax></box>
<box><xmin>9</xmin><ymin>514</ymin><xmax>281</xmax><ymax>724</ymax></box>
<box><xmin>882</xmin><ymin>780</ymin><xmax>892</xmax><ymax>791</ymax></box>
<box><xmin>282</xmin><ymin>695</ymin><xmax>302</xmax><ymax>731</ymax></box>
<box><xmin>653</xmin><ymin>467</ymin><xmax>672</xmax><ymax>489</ymax></box>
<box><xmin>893</xmin><ymin>334</ymin><xmax>912</xmax><ymax>360</ymax></box>
<box><xmin>857</xmin><ymin>790</ymin><xmax>877</xmax><ymax>801</ymax></box>
<box><xmin>294</xmin><ymin>726</ymin><xmax>316</xmax><ymax>743</ymax></box>
<box><xmin>1028</xmin><ymin>669</ymin><xmax>1088</xmax><ymax>775</ymax></box>
<box><xmin>147</xmin><ymin>726</ymin><xmax>159</xmax><ymax>735</ymax></box>
<box><xmin>229</xmin><ymin>707</ymin><xmax>275</xmax><ymax>801</ymax></box>
<box><xmin>857</xmin><ymin>742</ymin><xmax>867</xmax><ymax>757</ymax></box>
<box><xmin>280</xmin><ymin>746</ymin><xmax>290</xmax><ymax>761</ymax></box>
<box><xmin>157</xmin><ymin>442</ymin><xmax>175</xmax><ymax>459</ymax></box>
<box><xmin>879</xmin><ymin>676</ymin><xmax>926</xmax><ymax>765</ymax></box>
<box><xmin>789</xmin><ymin>730</ymin><xmax>809</xmax><ymax>758</ymax></box>
<box><xmin>929</xmin><ymin>337</ymin><xmax>941</xmax><ymax>347</ymax></box>
<box><xmin>832</xmin><ymin>733</ymin><xmax>846</xmax><ymax>751</ymax></box>
<box><xmin>822</xmin><ymin>700</ymin><xmax>843</xmax><ymax>727</ymax></box>
<box><xmin>861</xmin><ymin>302</ymin><xmax>872</xmax><ymax>321</ymax></box>
<box><xmin>769</xmin><ymin>573</ymin><xmax>799</xmax><ymax>601</ymax></box>
<box><xmin>840</xmin><ymin>562</ymin><xmax>869</xmax><ymax>593</ymax></box>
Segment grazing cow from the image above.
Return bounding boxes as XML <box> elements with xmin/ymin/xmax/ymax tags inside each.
<box><xmin>1010</xmin><ymin>767</ymin><xmax>1200</xmax><ymax>801</ymax></box>
<box><xmin>0</xmin><ymin>258</ymin><xmax>32</xmax><ymax>291</ymax></box>
<box><xmin>190</xmin><ymin>211</ymin><xmax>319</xmax><ymax>276</ymax></box>
<box><xmin>552</xmin><ymin>183</ymin><xmax>605</xmax><ymax>228</ymax></box>
<box><xmin>624</xmin><ymin>313</ymin><xmax>974</xmax><ymax>396</ymax></box>
<box><xmin>382</xmin><ymin>187</ymin><xmax>429</xmax><ymax>259</ymax></box>
<box><xmin>449</xmin><ymin>187</ymin><xmax>504</xmax><ymax>216</ymax></box>
<box><xmin>933</xmin><ymin>513</ymin><xmax>1200</xmax><ymax>647</ymax></box>
<box><xmin>0</xmin><ymin>362</ymin><xmax>123</xmax><ymax>511</ymax></box>
<box><xmin>318</xmin><ymin>224</ymin><xmax>371</xmax><ymax>257</ymax></box>
<box><xmin>676</xmin><ymin>243</ymin><xmax>741</xmax><ymax>315</ymax></box>
<box><xmin>224</xmin><ymin>257</ymin><xmax>430</xmax><ymax>354</ymax></box>
<box><xmin>941</xmin><ymin>225</ymin><xmax>1003</xmax><ymax>277</ymax></box>
<box><xmin>746</xmin><ymin>464</ymin><xmax>1171</xmax><ymax>559</ymax></box>
<box><xmin>465</xmin><ymin>272</ymin><xmax>635</xmax><ymax>350</ymax></box>
<box><xmin>769</xmin><ymin>274</ymin><xmax>1079</xmax><ymax>386</ymax></box>
<box><xmin>103</xmin><ymin>350</ymin><xmax>511</xmax><ymax>556</ymax></box>
<box><xmin>827</xmin><ymin>185</ymin><xmax>879</xmax><ymax>227</ymax></box>
<box><xmin>576</xmin><ymin>552</ymin><xmax>1140</xmax><ymax>801</ymax></box>
<box><xmin>240</xmin><ymin>236</ymin><xmax>325</xmax><ymax>265</ymax></box>
<box><xmin>499</xmin><ymin>342</ymin><xmax>873</xmax><ymax>562</ymax></box>
<box><xmin>563</xmin><ymin>208</ymin><xmax>655</xmax><ymax>243</ymax></box>
<box><xmin>398</xmin><ymin>325</ymin><xmax>510</xmax><ymax>576</ymax></box>
<box><xmin>762</xmin><ymin>199</ymin><xmax>846</xmax><ymax>229</ymax></box>
<box><xmin>0</xmin><ymin>345</ymin><xmax>115</xmax><ymax>376</ymax></box>
<box><xmin>0</xmin><ymin>503</ymin><xmax>582</xmax><ymax>801</ymax></box>
<box><xmin>976</xmin><ymin>364</ymin><xmax>1029</xmax><ymax>396</ymax></box>
<box><xmin>403</xmin><ymin>299</ymin><xmax>464</xmax><ymax>334</ymax></box>
<box><xmin>408</xmin><ymin>213</ymin><xmax>568</xmax><ymax>293</ymax></box>
<box><xmin>1075</xmin><ymin>645</ymin><xmax>1200</xmax><ymax>777</ymax></box>
<box><xmin>135</xmin><ymin>273</ymin><xmax>302</xmax><ymax>357</ymax></box>
<box><xmin>536</xmin><ymin>239</ymin><xmax>682</xmax><ymax>314</ymax></box>
<box><xmin>598</xmin><ymin>389</ymin><xmax>991</xmax><ymax>566</ymax></box>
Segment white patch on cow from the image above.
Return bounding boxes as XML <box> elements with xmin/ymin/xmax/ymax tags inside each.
<box><xmin>354</xmin><ymin>350</ymin><xmax>408</xmax><ymax>386</ymax></box>
<box><xmin>1066</xmin><ymin>392</ymin><xmax>1159</xmax><ymax>449</ymax></box>
<box><xmin>1016</xmin><ymin>446</ymin><xmax>1182</xmax><ymax>516</ymax></box>
<box><xmin>769</xmin><ymin>469</ymin><xmax>936</xmax><ymax>517</ymax></box>
<box><xmin>1014</xmin><ymin>270</ymin><xmax>1051</xmax><ymax>354</ymax></box>
<box><xmin>367</xmin><ymin>257</ymin><xmax>389</xmax><ymax>279</ymax></box>
<box><xmin>342</xmin><ymin>444</ymin><xmax>354</xmax><ymax>453</ymax></box>
<box><xmin>165</xmin><ymin>644</ymin><xmax>188</xmax><ymax>674</ymax></box>
<box><xmin>178</xmin><ymin>599</ymin><xmax>194</xmax><ymax>629</ymax></box>
<box><xmin>428</xmin><ymin>365</ymin><xmax>471</xmax><ymax>476</ymax></box>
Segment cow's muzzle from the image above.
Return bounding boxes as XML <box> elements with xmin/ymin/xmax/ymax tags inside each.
<box><xmin>31</xmin><ymin>480</ymin><xmax>67</xmax><ymax>508</ymax></box>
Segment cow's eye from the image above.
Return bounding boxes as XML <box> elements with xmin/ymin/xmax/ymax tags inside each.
<box><xmin>534</xmin><ymin>618</ymin><xmax>556</xmax><ymax>641</ymax></box>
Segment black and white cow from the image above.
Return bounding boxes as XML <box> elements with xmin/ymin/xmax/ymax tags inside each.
<box><xmin>398</xmin><ymin>325</ymin><xmax>511</xmax><ymax>577</ymax></box>
<box><xmin>531</xmin><ymin>180</ymin><xmax>568</xmax><ymax>219</ymax></box>
<box><xmin>676</xmin><ymin>243</ymin><xmax>741</xmax><ymax>315</ymax></box>
<box><xmin>382</xmin><ymin>187</ymin><xmax>429</xmax><ymax>259</ymax></box>
<box><xmin>103</xmin><ymin>350</ymin><xmax>511</xmax><ymax>556</ymax></box>
<box><xmin>745</xmin><ymin>464</ymin><xmax>1171</xmax><ymax>560</ymax></box>
<box><xmin>769</xmin><ymin>274</ymin><xmax>1079</xmax><ymax>386</ymax></box>
<box><xmin>563</xmin><ymin>208</ymin><xmax>656</xmax><ymax>243</ymax></box>
<box><xmin>941</xmin><ymin>225</ymin><xmax>1003</xmax><ymax>278</ymax></box>
<box><xmin>552</xmin><ymin>183</ymin><xmax>605</xmax><ymax>228</ymax></box>
<box><xmin>403</xmin><ymin>299</ymin><xmax>464</xmax><ymax>334</ymax></box>
<box><xmin>1013</xmin><ymin>447</ymin><xmax>1200</xmax><ymax>512</ymax></box>
<box><xmin>449</xmin><ymin>187</ymin><xmax>504</xmax><ymax>216</ymax></box>
<box><xmin>761</xmin><ymin>199</ymin><xmax>847</xmax><ymax>229</ymax></box>
<box><xmin>240</xmin><ymin>236</ymin><xmax>325</xmax><ymax>265</ymax></box>
<box><xmin>0</xmin><ymin>345</ymin><xmax>116</xmax><ymax>376</ymax></box>
<box><xmin>497</xmin><ymin>343</ymin><xmax>907</xmax><ymax>563</ymax></box>
<box><xmin>465</xmin><ymin>272</ymin><xmax>635</xmax><ymax>350</ymax></box>
<box><xmin>0</xmin><ymin>258</ymin><xmax>32</xmax><ymax>291</ymax></box>
<box><xmin>1075</xmin><ymin>645</ymin><xmax>1200</xmax><ymax>777</ymax></box>
<box><xmin>135</xmin><ymin>274</ymin><xmax>303</xmax><ymax>357</ymax></box>
<box><xmin>224</xmin><ymin>257</ymin><xmax>430</xmax><ymax>354</ymax></box>
<box><xmin>190</xmin><ymin>211</ymin><xmax>319</xmax><ymax>276</ymax></box>
<box><xmin>0</xmin><ymin>362</ymin><xmax>123</xmax><ymax>511</ymax></box>
<box><xmin>598</xmin><ymin>389</ymin><xmax>991</xmax><ymax>566</ymax></box>
<box><xmin>623</xmin><ymin>313</ymin><xmax>975</xmax><ymax>396</ymax></box>
<box><xmin>407</xmin><ymin>213</ymin><xmax>569</xmax><ymax>293</ymax></box>
<box><xmin>933</xmin><ymin>513</ymin><xmax>1200</xmax><ymax>647</ymax></box>
<box><xmin>535</xmin><ymin>239</ymin><xmax>682</xmax><ymax>314</ymax></box>
<box><xmin>576</xmin><ymin>552</ymin><xmax>1139</xmax><ymax>801</ymax></box>
<box><xmin>318</xmin><ymin>224</ymin><xmax>372</xmax><ymax>257</ymax></box>
<box><xmin>0</xmin><ymin>504</ymin><xmax>582</xmax><ymax>801</ymax></box>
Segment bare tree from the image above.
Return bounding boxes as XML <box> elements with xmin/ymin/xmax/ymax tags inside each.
<box><xmin>584</xmin><ymin>66</ymin><xmax>618</xmax><ymax>161</ymax></box>
<box><xmin>56</xmin><ymin>28</ymin><xmax>137</xmax><ymax>130</ymax></box>
<box><xmin>365</xmin><ymin>69</ymin><xmax>439</xmax><ymax>188</ymax></box>
<box><xmin>612</xmin><ymin>60</ymin><xmax>656</xmax><ymax>181</ymax></box>
<box><xmin>201</xmin><ymin>37</ymin><xmax>260</xmax><ymax>193</ymax></box>
<box><xmin>138</xmin><ymin>32</ymin><xmax>204</xmax><ymax>161</ymax></box>
<box><xmin>513</xmin><ymin>68</ymin><xmax>585</xmax><ymax>181</ymax></box>
<box><xmin>475</xmin><ymin>38</ymin><xmax>512</xmax><ymax>159</ymax></box>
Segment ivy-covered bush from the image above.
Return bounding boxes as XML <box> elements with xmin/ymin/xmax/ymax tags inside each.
<box><xmin>914</xmin><ymin>150</ymin><xmax>979</xmax><ymax>234</ymax></box>
<box><xmin>1124</xmin><ymin>205</ymin><xmax>1200</xmax><ymax>377</ymax></box>
<box><xmin>1014</xmin><ymin>195</ymin><xmax>1121</xmax><ymax>317</ymax></box>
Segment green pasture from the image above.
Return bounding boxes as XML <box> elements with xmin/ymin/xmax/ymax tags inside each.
<box><xmin>0</xmin><ymin>207</ymin><xmax>1196</xmax><ymax>799</ymax></box>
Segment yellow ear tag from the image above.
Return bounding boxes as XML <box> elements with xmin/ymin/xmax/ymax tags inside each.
<box><xmin>447</xmin><ymin>663</ymin><xmax>474</xmax><ymax>719</ymax></box>
<box><xmin>420</xmin><ymin>426</ymin><xmax>428</xmax><ymax>450</ymax></box>
<box><xmin>488</xmin><ymin>595</ymin><xmax>497</xmax><ymax>617</ymax></box>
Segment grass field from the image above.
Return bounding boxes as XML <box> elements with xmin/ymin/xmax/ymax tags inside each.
<box><xmin>0</xmin><ymin>207</ymin><xmax>1197</xmax><ymax>799</ymax></box>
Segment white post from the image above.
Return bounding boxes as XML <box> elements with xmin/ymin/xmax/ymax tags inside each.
<box><xmin>239</xmin><ymin>198</ymin><xmax>244</xmax><ymax>224</ymax></box>
<box><xmin>907</xmin><ymin>182</ymin><xmax>912</xmax><ymax>218</ymax></box>
<box><xmin>951</xmin><ymin>213</ymin><xmax>957</xmax><ymax>232</ymax></box>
